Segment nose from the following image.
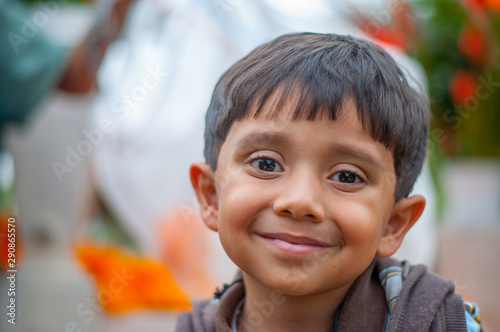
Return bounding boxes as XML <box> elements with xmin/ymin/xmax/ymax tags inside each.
<box><xmin>273</xmin><ymin>171</ymin><xmax>325</xmax><ymax>222</ymax></box>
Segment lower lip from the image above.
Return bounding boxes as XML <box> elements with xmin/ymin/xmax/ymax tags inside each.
<box><xmin>260</xmin><ymin>236</ymin><xmax>329</xmax><ymax>256</ymax></box>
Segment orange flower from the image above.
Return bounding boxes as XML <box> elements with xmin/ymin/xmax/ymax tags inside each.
<box><xmin>458</xmin><ymin>25</ymin><xmax>487</xmax><ymax>65</ymax></box>
<box><xmin>449</xmin><ymin>69</ymin><xmax>478</xmax><ymax>105</ymax></box>
<box><xmin>75</xmin><ymin>242</ymin><xmax>191</xmax><ymax>313</ymax></box>
<box><xmin>367</xmin><ymin>28</ymin><xmax>409</xmax><ymax>51</ymax></box>
<box><xmin>158</xmin><ymin>208</ymin><xmax>219</xmax><ymax>299</ymax></box>
<box><xmin>485</xmin><ymin>0</ymin><xmax>500</xmax><ymax>11</ymax></box>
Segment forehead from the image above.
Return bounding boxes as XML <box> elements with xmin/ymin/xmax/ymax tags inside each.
<box><xmin>234</xmin><ymin>97</ymin><xmax>373</xmax><ymax>149</ymax></box>
<box><xmin>238</xmin><ymin>91</ymin><xmax>369</xmax><ymax>145</ymax></box>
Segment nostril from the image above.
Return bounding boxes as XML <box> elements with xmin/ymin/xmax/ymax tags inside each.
<box><xmin>274</xmin><ymin>199</ymin><xmax>324</xmax><ymax>221</ymax></box>
<box><xmin>278</xmin><ymin>209</ymin><xmax>296</xmax><ymax>219</ymax></box>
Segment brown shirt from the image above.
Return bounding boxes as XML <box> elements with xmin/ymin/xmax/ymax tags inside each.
<box><xmin>175</xmin><ymin>257</ymin><xmax>468</xmax><ymax>332</ymax></box>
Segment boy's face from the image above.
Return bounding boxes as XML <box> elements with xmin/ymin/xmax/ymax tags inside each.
<box><xmin>191</xmin><ymin>99</ymin><xmax>424</xmax><ymax>297</ymax></box>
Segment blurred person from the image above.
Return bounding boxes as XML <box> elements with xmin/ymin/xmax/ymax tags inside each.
<box><xmin>0</xmin><ymin>0</ymin><xmax>135</xmax><ymax>146</ymax></box>
<box><xmin>0</xmin><ymin>1</ymin><xmax>137</xmax><ymax>331</ymax></box>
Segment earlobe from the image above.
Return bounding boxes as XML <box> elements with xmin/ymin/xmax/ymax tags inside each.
<box><xmin>376</xmin><ymin>195</ymin><xmax>426</xmax><ymax>257</ymax></box>
<box><xmin>189</xmin><ymin>161</ymin><xmax>219</xmax><ymax>232</ymax></box>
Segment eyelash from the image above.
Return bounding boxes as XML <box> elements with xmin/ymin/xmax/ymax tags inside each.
<box><xmin>247</xmin><ymin>154</ymin><xmax>283</xmax><ymax>171</ymax></box>
<box><xmin>246</xmin><ymin>155</ymin><xmax>366</xmax><ymax>183</ymax></box>
<box><xmin>331</xmin><ymin>168</ymin><xmax>366</xmax><ymax>184</ymax></box>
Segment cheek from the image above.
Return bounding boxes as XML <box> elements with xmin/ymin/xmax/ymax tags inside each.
<box><xmin>219</xmin><ymin>183</ymin><xmax>260</xmax><ymax>226</ymax></box>
<box><xmin>217</xmin><ymin>170</ymin><xmax>274</xmax><ymax>222</ymax></box>
<box><xmin>218</xmin><ymin>176</ymin><xmax>281</xmax><ymax>265</ymax></box>
<box><xmin>335</xmin><ymin>198</ymin><xmax>387</xmax><ymax>249</ymax></box>
<box><xmin>216</xmin><ymin>181</ymin><xmax>268</xmax><ymax>249</ymax></box>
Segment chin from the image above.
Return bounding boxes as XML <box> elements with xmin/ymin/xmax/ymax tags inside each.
<box><xmin>260</xmin><ymin>272</ymin><xmax>324</xmax><ymax>297</ymax></box>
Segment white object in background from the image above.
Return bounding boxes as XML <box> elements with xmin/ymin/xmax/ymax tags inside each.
<box><xmin>0</xmin><ymin>5</ymin><xmax>102</xmax><ymax>332</ymax></box>
<box><xmin>2</xmin><ymin>92</ymin><xmax>100</xmax><ymax>332</ymax></box>
<box><xmin>441</xmin><ymin>159</ymin><xmax>500</xmax><ymax>227</ymax></box>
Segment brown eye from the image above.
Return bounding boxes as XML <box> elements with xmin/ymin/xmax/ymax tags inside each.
<box><xmin>332</xmin><ymin>171</ymin><xmax>362</xmax><ymax>184</ymax></box>
<box><xmin>250</xmin><ymin>158</ymin><xmax>283</xmax><ymax>172</ymax></box>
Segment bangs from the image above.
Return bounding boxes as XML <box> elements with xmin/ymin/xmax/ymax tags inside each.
<box><xmin>224</xmin><ymin>38</ymin><xmax>408</xmax><ymax>151</ymax></box>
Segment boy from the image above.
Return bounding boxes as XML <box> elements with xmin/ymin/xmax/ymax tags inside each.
<box><xmin>176</xmin><ymin>33</ymin><xmax>481</xmax><ymax>331</ymax></box>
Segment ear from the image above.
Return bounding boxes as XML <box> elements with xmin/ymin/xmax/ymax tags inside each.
<box><xmin>376</xmin><ymin>194</ymin><xmax>426</xmax><ymax>257</ymax></box>
<box><xmin>189</xmin><ymin>161</ymin><xmax>219</xmax><ymax>232</ymax></box>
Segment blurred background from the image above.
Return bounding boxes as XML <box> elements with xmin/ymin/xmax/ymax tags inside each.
<box><xmin>0</xmin><ymin>0</ymin><xmax>499</xmax><ymax>331</ymax></box>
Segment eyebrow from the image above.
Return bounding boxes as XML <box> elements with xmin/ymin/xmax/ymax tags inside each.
<box><xmin>235</xmin><ymin>131</ymin><xmax>288</xmax><ymax>149</ymax></box>
<box><xmin>235</xmin><ymin>131</ymin><xmax>386</xmax><ymax>171</ymax></box>
<box><xmin>333</xmin><ymin>145</ymin><xmax>385</xmax><ymax>171</ymax></box>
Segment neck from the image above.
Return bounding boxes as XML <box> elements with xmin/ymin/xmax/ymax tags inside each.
<box><xmin>237</xmin><ymin>273</ymin><xmax>352</xmax><ymax>332</ymax></box>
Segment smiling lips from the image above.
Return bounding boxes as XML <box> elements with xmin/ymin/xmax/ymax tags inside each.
<box><xmin>259</xmin><ymin>232</ymin><xmax>333</xmax><ymax>255</ymax></box>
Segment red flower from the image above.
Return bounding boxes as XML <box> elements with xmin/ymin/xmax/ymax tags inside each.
<box><xmin>351</xmin><ymin>1</ymin><xmax>418</xmax><ymax>53</ymax></box>
<box><xmin>462</xmin><ymin>0</ymin><xmax>487</xmax><ymax>11</ymax></box>
<box><xmin>449</xmin><ymin>70</ymin><xmax>478</xmax><ymax>105</ymax></box>
<box><xmin>458</xmin><ymin>25</ymin><xmax>487</xmax><ymax>65</ymax></box>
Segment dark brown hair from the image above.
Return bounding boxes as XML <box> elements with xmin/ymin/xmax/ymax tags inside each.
<box><xmin>204</xmin><ymin>33</ymin><xmax>429</xmax><ymax>201</ymax></box>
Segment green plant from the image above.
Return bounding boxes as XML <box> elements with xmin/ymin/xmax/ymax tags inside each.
<box><xmin>21</xmin><ymin>0</ymin><xmax>84</xmax><ymax>2</ymax></box>
<box><xmin>412</xmin><ymin>0</ymin><xmax>500</xmax><ymax>157</ymax></box>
